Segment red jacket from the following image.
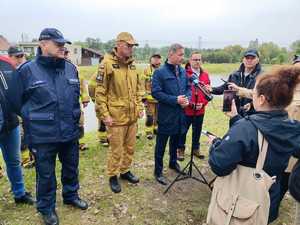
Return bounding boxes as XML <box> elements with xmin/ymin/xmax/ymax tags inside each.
<box><xmin>184</xmin><ymin>68</ymin><xmax>210</xmax><ymax>116</ymax></box>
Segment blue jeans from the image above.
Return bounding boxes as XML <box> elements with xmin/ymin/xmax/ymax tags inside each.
<box><xmin>0</xmin><ymin>126</ymin><xmax>26</xmax><ymax>198</ymax></box>
<box><xmin>178</xmin><ymin>114</ymin><xmax>204</xmax><ymax>151</ymax></box>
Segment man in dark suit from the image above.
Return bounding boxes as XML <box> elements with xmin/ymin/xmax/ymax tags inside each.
<box><xmin>151</xmin><ymin>43</ymin><xmax>191</xmax><ymax>185</ymax></box>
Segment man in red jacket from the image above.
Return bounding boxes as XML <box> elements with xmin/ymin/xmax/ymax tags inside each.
<box><xmin>177</xmin><ymin>52</ymin><xmax>211</xmax><ymax>161</ymax></box>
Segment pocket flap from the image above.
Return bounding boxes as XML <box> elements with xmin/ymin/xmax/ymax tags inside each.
<box><xmin>28</xmin><ymin>81</ymin><xmax>47</xmax><ymax>90</ymax></box>
<box><xmin>29</xmin><ymin>112</ymin><xmax>54</xmax><ymax>121</ymax></box>
<box><xmin>216</xmin><ymin>191</ymin><xmax>259</xmax><ymax>219</ymax></box>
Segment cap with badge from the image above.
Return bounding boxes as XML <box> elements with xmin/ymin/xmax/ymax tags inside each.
<box><xmin>244</xmin><ymin>49</ymin><xmax>259</xmax><ymax>58</ymax></box>
<box><xmin>38</xmin><ymin>28</ymin><xmax>71</xmax><ymax>44</ymax></box>
<box><xmin>8</xmin><ymin>46</ymin><xmax>24</xmax><ymax>56</ymax></box>
<box><xmin>116</xmin><ymin>32</ymin><xmax>138</xmax><ymax>46</ymax></box>
<box><xmin>293</xmin><ymin>55</ymin><xmax>300</xmax><ymax>64</ymax></box>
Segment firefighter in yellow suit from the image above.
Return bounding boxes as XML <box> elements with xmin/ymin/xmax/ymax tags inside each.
<box><xmin>79</xmin><ymin>75</ymin><xmax>90</xmax><ymax>150</ymax></box>
<box><xmin>95</xmin><ymin>32</ymin><xmax>144</xmax><ymax>193</ymax></box>
<box><xmin>88</xmin><ymin>56</ymin><xmax>109</xmax><ymax>147</ymax></box>
<box><xmin>143</xmin><ymin>54</ymin><xmax>161</xmax><ymax>140</ymax></box>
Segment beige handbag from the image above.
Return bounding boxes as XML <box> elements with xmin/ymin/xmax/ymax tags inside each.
<box><xmin>206</xmin><ymin>130</ymin><xmax>276</xmax><ymax>225</ymax></box>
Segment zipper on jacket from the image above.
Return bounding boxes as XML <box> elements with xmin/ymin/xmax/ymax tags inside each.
<box><xmin>0</xmin><ymin>71</ymin><xmax>8</xmax><ymax>90</ymax></box>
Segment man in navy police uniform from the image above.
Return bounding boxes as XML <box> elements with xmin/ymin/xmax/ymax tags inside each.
<box><xmin>7</xmin><ymin>28</ymin><xmax>88</xmax><ymax>225</ymax></box>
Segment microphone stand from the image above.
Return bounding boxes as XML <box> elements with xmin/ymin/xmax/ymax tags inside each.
<box><xmin>164</xmin><ymin>80</ymin><xmax>213</xmax><ymax>194</ymax></box>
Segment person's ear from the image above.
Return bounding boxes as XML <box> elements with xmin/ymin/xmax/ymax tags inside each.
<box><xmin>259</xmin><ymin>94</ymin><xmax>266</xmax><ymax>105</ymax></box>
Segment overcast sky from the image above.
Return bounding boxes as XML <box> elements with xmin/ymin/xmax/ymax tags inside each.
<box><xmin>1</xmin><ymin>0</ymin><xmax>299</xmax><ymax>48</ymax></box>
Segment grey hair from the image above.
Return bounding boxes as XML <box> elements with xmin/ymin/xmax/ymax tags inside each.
<box><xmin>168</xmin><ymin>43</ymin><xmax>184</xmax><ymax>54</ymax></box>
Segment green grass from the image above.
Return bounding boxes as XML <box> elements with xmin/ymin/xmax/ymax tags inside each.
<box><xmin>78</xmin><ymin>65</ymin><xmax>98</xmax><ymax>80</ymax></box>
<box><xmin>0</xmin><ymin>99</ymin><xmax>295</xmax><ymax>225</ymax></box>
<box><xmin>202</xmin><ymin>63</ymin><xmax>273</xmax><ymax>75</ymax></box>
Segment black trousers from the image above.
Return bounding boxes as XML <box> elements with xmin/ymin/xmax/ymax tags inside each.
<box><xmin>178</xmin><ymin>114</ymin><xmax>204</xmax><ymax>151</ymax></box>
<box><xmin>154</xmin><ymin>133</ymin><xmax>179</xmax><ymax>176</ymax></box>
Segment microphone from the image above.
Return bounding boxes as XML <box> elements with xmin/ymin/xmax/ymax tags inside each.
<box><xmin>201</xmin><ymin>130</ymin><xmax>218</xmax><ymax>138</ymax></box>
<box><xmin>189</xmin><ymin>73</ymin><xmax>213</xmax><ymax>101</ymax></box>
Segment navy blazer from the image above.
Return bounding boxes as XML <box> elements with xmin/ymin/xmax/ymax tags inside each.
<box><xmin>151</xmin><ymin>62</ymin><xmax>191</xmax><ymax>135</ymax></box>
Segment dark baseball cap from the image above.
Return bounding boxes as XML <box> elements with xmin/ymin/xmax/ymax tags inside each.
<box><xmin>38</xmin><ymin>28</ymin><xmax>71</xmax><ymax>44</ymax></box>
<box><xmin>244</xmin><ymin>49</ymin><xmax>259</xmax><ymax>58</ymax></box>
<box><xmin>8</xmin><ymin>46</ymin><xmax>24</xmax><ymax>56</ymax></box>
<box><xmin>151</xmin><ymin>53</ymin><xmax>161</xmax><ymax>58</ymax></box>
<box><xmin>293</xmin><ymin>55</ymin><xmax>300</xmax><ymax>64</ymax></box>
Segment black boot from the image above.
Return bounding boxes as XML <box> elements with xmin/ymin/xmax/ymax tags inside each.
<box><xmin>120</xmin><ymin>171</ymin><xmax>139</xmax><ymax>184</ymax></box>
<box><xmin>109</xmin><ymin>176</ymin><xmax>121</xmax><ymax>193</ymax></box>
<box><xmin>63</xmin><ymin>198</ymin><xmax>88</xmax><ymax>210</ymax></box>
<box><xmin>14</xmin><ymin>192</ymin><xmax>35</xmax><ymax>205</ymax></box>
<box><xmin>41</xmin><ymin>211</ymin><xmax>59</xmax><ymax>225</ymax></box>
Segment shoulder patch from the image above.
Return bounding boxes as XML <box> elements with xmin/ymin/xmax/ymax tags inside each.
<box><xmin>112</xmin><ymin>64</ymin><xmax>120</xmax><ymax>69</ymax></box>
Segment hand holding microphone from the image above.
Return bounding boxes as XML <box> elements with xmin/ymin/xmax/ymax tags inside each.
<box><xmin>177</xmin><ymin>95</ymin><xmax>189</xmax><ymax>108</ymax></box>
<box><xmin>190</xmin><ymin>73</ymin><xmax>213</xmax><ymax>101</ymax></box>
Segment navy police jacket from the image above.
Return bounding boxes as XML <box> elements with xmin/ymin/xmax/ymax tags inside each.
<box><xmin>7</xmin><ymin>49</ymin><xmax>81</xmax><ymax>144</ymax></box>
<box><xmin>151</xmin><ymin>62</ymin><xmax>191</xmax><ymax>135</ymax></box>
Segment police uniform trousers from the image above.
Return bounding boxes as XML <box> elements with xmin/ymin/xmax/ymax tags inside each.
<box><xmin>30</xmin><ymin>140</ymin><xmax>79</xmax><ymax>215</ymax></box>
<box><xmin>106</xmin><ymin>122</ymin><xmax>137</xmax><ymax>177</ymax></box>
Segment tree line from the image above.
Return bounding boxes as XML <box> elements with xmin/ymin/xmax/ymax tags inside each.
<box><xmin>74</xmin><ymin>38</ymin><xmax>300</xmax><ymax>64</ymax></box>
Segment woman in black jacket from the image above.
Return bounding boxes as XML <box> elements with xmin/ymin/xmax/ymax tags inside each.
<box><xmin>208</xmin><ymin>65</ymin><xmax>300</xmax><ymax>223</ymax></box>
<box><xmin>0</xmin><ymin>56</ymin><xmax>34</xmax><ymax>205</ymax></box>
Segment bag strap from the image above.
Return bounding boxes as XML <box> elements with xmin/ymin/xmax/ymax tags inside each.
<box><xmin>224</xmin><ymin>195</ymin><xmax>239</xmax><ymax>225</ymax></box>
<box><xmin>256</xmin><ymin>129</ymin><xmax>269</xmax><ymax>171</ymax></box>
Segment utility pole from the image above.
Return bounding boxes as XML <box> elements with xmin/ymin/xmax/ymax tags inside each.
<box><xmin>198</xmin><ymin>36</ymin><xmax>202</xmax><ymax>50</ymax></box>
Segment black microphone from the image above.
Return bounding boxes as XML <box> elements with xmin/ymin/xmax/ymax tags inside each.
<box><xmin>189</xmin><ymin>73</ymin><xmax>213</xmax><ymax>101</ymax></box>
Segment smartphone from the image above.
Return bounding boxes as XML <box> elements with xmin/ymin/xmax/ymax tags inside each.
<box><xmin>223</xmin><ymin>90</ymin><xmax>237</xmax><ymax>112</ymax></box>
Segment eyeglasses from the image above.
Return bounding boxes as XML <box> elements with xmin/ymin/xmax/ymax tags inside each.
<box><xmin>124</xmin><ymin>43</ymin><xmax>135</xmax><ymax>49</ymax></box>
<box><xmin>192</xmin><ymin>59</ymin><xmax>202</xmax><ymax>62</ymax></box>
<box><xmin>15</xmin><ymin>54</ymin><xmax>24</xmax><ymax>58</ymax></box>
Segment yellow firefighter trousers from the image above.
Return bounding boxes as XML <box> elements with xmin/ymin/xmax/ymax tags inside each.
<box><xmin>106</xmin><ymin>123</ymin><xmax>137</xmax><ymax>177</ymax></box>
<box><xmin>145</xmin><ymin>102</ymin><xmax>158</xmax><ymax>134</ymax></box>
